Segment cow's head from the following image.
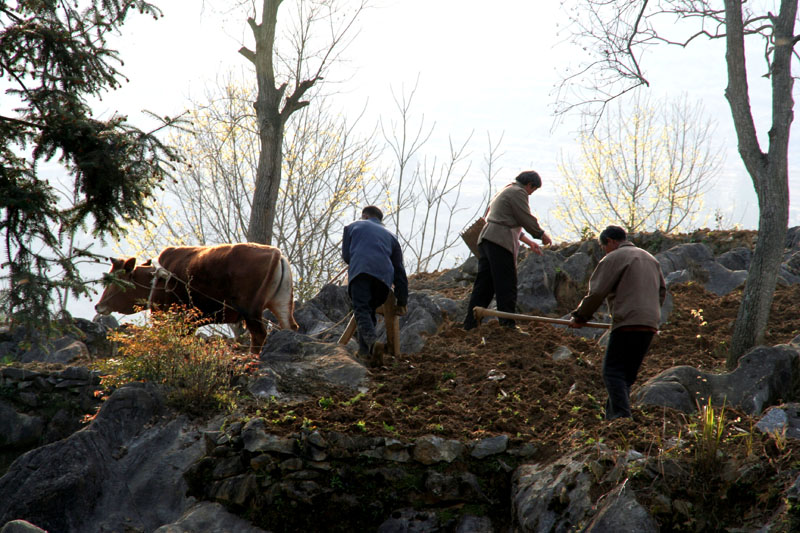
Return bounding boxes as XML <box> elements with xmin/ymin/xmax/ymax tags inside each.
<box><xmin>95</xmin><ymin>257</ymin><xmax>154</xmax><ymax>315</ymax></box>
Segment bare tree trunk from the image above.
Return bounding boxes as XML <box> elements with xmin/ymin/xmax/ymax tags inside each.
<box><xmin>249</xmin><ymin>116</ymin><xmax>284</xmax><ymax>244</ymax></box>
<box><xmin>242</xmin><ymin>0</ymin><xmax>284</xmax><ymax>245</ymax></box>
<box><xmin>725</xmin><ymin>0</ymin><xmax>795</xmax><ymax>367</ymax></box>
<box><xmin>239</xmin><ymin>0</ymin><xmax>362</xmax><ymax>245</ymax></box>
<box><xmin>728</xmin><ymin>181</ymin><xmax>787</xmax><ymax>366</ymax></box>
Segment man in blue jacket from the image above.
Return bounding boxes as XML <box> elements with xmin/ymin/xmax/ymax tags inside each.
<box><xmin>342</xmin><ymin>205</ymin><xmax>408</xmax><ymax>366</ymax></box>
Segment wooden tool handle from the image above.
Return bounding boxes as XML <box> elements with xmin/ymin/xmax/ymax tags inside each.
<box><xmin>473</xmin><ymin>307</ymin><xmax>611</xmax><ymax>329</ymax></box>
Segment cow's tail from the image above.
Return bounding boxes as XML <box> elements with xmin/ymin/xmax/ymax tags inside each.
<box><xmin>270</xmin><ymin>253</ymin><xmax>299</xmax><ymax>331</ymax></box>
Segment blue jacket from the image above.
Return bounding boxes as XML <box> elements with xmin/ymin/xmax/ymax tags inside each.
<box><xmin>342</xmin><ymin>217</ymin><xmax>408</xmax><ymax>306</ymax></box>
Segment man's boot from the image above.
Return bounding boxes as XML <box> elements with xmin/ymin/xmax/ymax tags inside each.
<box><xmin>369</xmin><ymin>341</ymin><xmax>385</xmax><ymax>367</ymax></box>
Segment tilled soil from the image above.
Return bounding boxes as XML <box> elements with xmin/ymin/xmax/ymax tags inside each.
<box><xmin>251</xmin><ymin>281</ymin><xmax>800</xmax><ymax>456</ymax></box>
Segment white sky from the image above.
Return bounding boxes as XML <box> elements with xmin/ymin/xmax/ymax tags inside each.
<box><xmin>67</xmin><ymin>0</ymin><xmax>797</xmax><ymax>317</ymax></box>
<box><xmin>100</xmin><ymin>0</ymin><xmax>791</xmax><ymax>227</ymax></box>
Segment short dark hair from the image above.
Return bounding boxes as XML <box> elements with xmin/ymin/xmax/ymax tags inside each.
<box><xmin>599</xmin><ymin>225</ymin><xmax>627</xmax><ymax>245</ymax></box>
<box><xmin>361</xmin><ymin>205</ymin><xmax>383</xmax><ymax>221</ymax></box>
<box><xmin>515</xmin><ymin>171</ymin><xmax>542</xmax><ymax>189</ymax></box>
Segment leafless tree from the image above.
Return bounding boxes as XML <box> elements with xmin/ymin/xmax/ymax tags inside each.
<box><xmin>373</xmin><ymin>83</ymin><xmax>500</xmax><ymax>273</ymax></box>
<box><xmin>554</xmin><ymin>92</ymin><xmax>722</xmax><ymax>238</ymax></box>
<box><xmin>557</xmin><ymin>0</ymin><xmax>797</xmax><ymax>367</ymax></box>
<box><xmin>238</xmin><ymin>0</ymin><xmax>368</xmax><ymax>245</ymax></box>
<box><xmin>123</xmin><ymin>78</ymin><xmax>379</xmax><ymax>301</ymax></box>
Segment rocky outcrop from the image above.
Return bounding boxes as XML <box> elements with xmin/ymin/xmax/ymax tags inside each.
<box><xmin>0</xmin><ymin>383</ymin><xmax>214</xmax><ymax>533</ymax></box>
<box><xmin>635</xmin><ymin>343</ymin><xmax>800</xmax><ymax>414</ymax></box>
<box><xmin>255</xmin><ymin>329</ymin><xmax>369</xmax><ymax>401</ymax></box>
<box><xmin>755</xmin><ymin>403</ymin><xmax>800</xmax><ymax>439</ymax></box>
<box><xmin>512</xmin><ymin>447</ymin><xmax>658</xmax><ymax>533</ymax></box>
<box><xmin>152</xmin><ymin>502</ymin><xmax>267</xmax><ymax>533</ymax></box>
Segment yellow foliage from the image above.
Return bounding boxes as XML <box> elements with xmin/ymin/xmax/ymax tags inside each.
<box><xmin>554</xmin><ymin>93</ymin><xmax>721</xmax><ymax>240</ymax></box>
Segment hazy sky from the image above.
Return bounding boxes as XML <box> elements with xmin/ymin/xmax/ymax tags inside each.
<box><xmin>100</xmin><ymin>0</ymin><xmax>792</xmax><ymax>230</ymax></box>
<box><xmin>69</xmin><ymin>0</ymin><xmax>797</xmax><ymax>318</ymax></box>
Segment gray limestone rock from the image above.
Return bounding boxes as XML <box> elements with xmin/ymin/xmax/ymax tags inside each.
<box><xmin>413</xmin><ymin>435</ymin><xmax>464</xmax><ymax>465</ymax></box>
<box><xmin>512</xmin><ymin>452</ymin><xmax>595</xmax><ymax>532</ymax></box>
<box><xmin>0</xmin><ymin>384</ymin><xmax>214</xmax><ymax>533</ymax></box>
<box><xmin>584</xmin><ymin>483</ymin><xmax>658</xmax><ymax>533</ymax></box>
<box><xmin>755</xmin><ymin>403</ymin><xmax>800</xmax><ymax>439</ymax></box>
<box><xmin>656</xmin><ymin>243</ymin><xmax>715</xmax><ymax>277</ymax></box>
<box><xmin>0</xmin><ymin>521</ymin><xmax>47</xmax><ymax>533</ymax></box>
<box><xmin>635</xmin><ymin>344</ymin><xmax>800</xmax><ymax>415</ymax></box>
<box><xmin>516</xmin><ymin>250</ymin><xmax>562</xmax><ymax>315</ymax></box>
<box><xmin>20</xmin><ymin>337</ymin><xmax>89</xmax><ymax>365</ymax></box>
<box><xmin>717</xmin><ymin>247</ymin><xmax>752</xmax><ymax>271</ymax></box>
<box><xmin>0</xmin><ymin>400</ymin><xmax>44</xmax><ymax>450</ymax></box>
<box><xmin>153</xmin><ymin>502</ymin><xmax>267</xmax><ymax>533</ymax></box>
<box><xmin>261</xmin><ymin>329</ymin><xmax>369</xmax><ymax>395</ymax></box>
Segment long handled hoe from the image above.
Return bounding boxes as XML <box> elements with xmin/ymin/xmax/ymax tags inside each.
<box><xmin>472</xmin><ymin>307</ymin><xmax>611</xmax><ymax>330</ymax></box>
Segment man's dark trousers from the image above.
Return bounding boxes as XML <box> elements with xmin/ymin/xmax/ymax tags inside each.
<box><xmin>602</xmin><ymin>329</ymin><xmax>655</xmax><ymax>420</ymax></box>
<box><xmin>464</xmin><ymin>240</ymin><xmax>518</xmax><ymax>329</ymax></box>
<box><xmin>349</xmin><ymin>273</ymin><xmax>390</xmax><ymax>354</ymax></box>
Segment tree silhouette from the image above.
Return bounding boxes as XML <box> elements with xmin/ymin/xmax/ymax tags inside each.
<box><xmin>0</xmin><ymin>1</ymin><xmax>179</xmax><ymax>333</ymax></box>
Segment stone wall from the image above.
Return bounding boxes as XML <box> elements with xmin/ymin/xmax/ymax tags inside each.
<box><xmin>0</xmin><ymin>365</ymin><xmax>102</xmax><ymax>474</ymax></box>
<box><xmin>185</xmin><ymin>418</ymin><xmax>538</xmax><ymax>532</ymax></box>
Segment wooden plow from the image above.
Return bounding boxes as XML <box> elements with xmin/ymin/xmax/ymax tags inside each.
<box><xmin>338</xmin><ymin>292</ymin><xmax>401</xmax><ymax>356</ymax></box>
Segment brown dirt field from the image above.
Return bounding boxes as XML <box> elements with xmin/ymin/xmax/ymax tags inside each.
<box><xmin>247</xmin><ymin>280</ymin><xmax>800</xmax><ymax>453</ymax></box>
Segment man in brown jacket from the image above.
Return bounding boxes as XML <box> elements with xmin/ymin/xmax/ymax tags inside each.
<box><xmin>463</xmin><ymin>170</ymin><xmax>552</xmax><ymax>331</ymax></box>
<box><xmin>569</xmin><ymin>225</ymin><xmax>666</xmax><ymax>420</ymax></box>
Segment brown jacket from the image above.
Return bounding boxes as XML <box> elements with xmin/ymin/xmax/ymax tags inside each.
<box><xmin>478</xmin><ymin>182</ymin><xmax>545</xmax><ymax>253</ymax></box>
<box><xmin>572</xmin><ymin>241</ymin><xmax>666</xmax><ymax>331</ymax></box>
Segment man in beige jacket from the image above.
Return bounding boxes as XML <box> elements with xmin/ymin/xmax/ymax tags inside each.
<box><xmin>463</xmin><ymin>171</ymin><xmax>552</xmax><ymax>331</ymax></box>
<box><xmin>569</xmin><ymin>225</ymin><xmax>666</xmax><ymax>420</ymax></box>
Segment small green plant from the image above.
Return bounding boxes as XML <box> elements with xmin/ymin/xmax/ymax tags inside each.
<box><xmin>690</xmin><ymin>308</ymin><xmax>708</xmax><ymax>327</ymax></box>
<box><xmin>771</xmin><ymin>426</ymin><xmax>788</xmax><ymax>452</ymax></box>
<box><xmin>341</xmin><ymin>392</ymin><xmax>365</xmax><ymax>406</ymax></box>
<box><xmin>355</xmin><ymin>420</ymin><xmax>367</xmax><ymax>432</ymax></box>
<box><xmin>95</xmin><ymin>305</ymin><xmax>254</xmax><ymax>414</ymax></box>
<box><xmin>382</xmin><ymin>421</ymin><xmax>397</xmax><ymax>433</ymax></box>
<box><xmin>317</xmin><ymin>397</ymin><xmax>334</xmax><ymax>409</ymax></box>
<box><xmin>694</xmin><ymin>397</ymin><xmax>727</xmax><ymax>470</ymax></box>
<box><xmin>441</xmin><ymin>370</ymin><xmax>456</xmax><ymax>381</ymax></box>
<box><xmin>727</xmin><ymin>416</ymin><xmax>755</xmax><ymax>457</ymax></box>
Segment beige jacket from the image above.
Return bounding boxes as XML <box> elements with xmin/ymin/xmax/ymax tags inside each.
<box><xmin>572</xmin><ymin>242</ymin><xmax>666</xmax><ymax>331</ymax></box>
<box><xmin>478</xmin><ymin>182</ymin><xmax>545</xmax><ymax>253</ymax></box>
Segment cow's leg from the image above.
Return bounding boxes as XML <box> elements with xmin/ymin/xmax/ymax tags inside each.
<box><xmin>245</xmin><ymin>319</ymin><xmax>267</xmax><ymax>354</ymax></box>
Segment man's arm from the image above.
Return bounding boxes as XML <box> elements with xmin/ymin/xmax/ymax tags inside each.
<box><xmin>571</xmin><ymin>257</ymin><xmax>619</xmax><ymax>323</ymax></box>
<box><xmin>508</xmin><ymin>188</ymin><xmax>549</xmax><ymax>243</ymax></box>
<box><xmin>520</xmin><ymin>234</ymin><xmax>542</xmax><ymax>255</ymax></box>
<box><xmin>341</xmin><ymin>226</ymin><xmax>351</xmax><ymax>264</ymax></box>
<box><xmin>390</xmin><ymin>239</ymin><xmax>408</xmax><ymax>306</ymax></box>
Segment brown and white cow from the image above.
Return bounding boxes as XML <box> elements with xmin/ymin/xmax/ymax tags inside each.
<box><xmin>95</xmin><ymin>243</ymin><xmax>299</xmax><ymax>353</ymax></box>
